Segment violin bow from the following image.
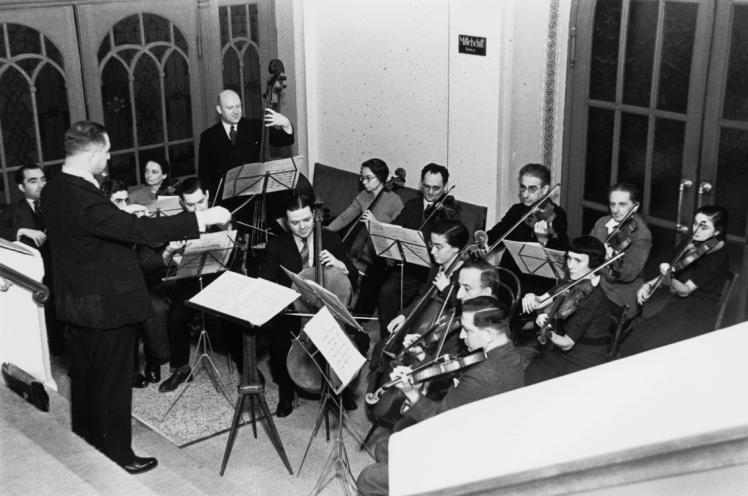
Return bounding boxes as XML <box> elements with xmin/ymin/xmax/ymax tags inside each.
<box><xmin>603</xmin><ymin>202</ymin><xmax>640</xmax><ymax>245</ymax></box>
<box><xmin>483</xmin><ymin>183</ymin><xmax>561</xmax><ymax>256</ymax></box>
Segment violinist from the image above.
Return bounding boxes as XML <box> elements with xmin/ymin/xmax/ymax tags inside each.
<box><xmin>485</xmin><ymin>163</ymin><xmax>568</xmax><ymax>296</ymax></box>
<box><xmin>259</xmin><ymin>193</ymin><xmax>357</xmax><ymax>417</ymax></box>
<box><xmin>523</xmin><ymin>236</ymin><xmax>614</xmax><ymax>384</ymax></box>
<box><xmin>373</xmin><ymin>163</ymin><xmax>461</xmax><ymax>334</ymax></box>
<box><xmin>357</xmin><ymin>296</ymin><xmax>524</xmax><ymax>496</ymax></box>
<box><xmin>590</xmin><ymin>183</ymin><xmax>652</xmax><ymax>320</ymax></box>
<box><xmin>619</xmin><ymin>206</ymin><xmax>729</xmax><ymax>357</ymax></box>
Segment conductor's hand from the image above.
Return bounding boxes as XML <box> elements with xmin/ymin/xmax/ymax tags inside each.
<box><xmin>123</xmin><ymin>203</ymin><xmax>148</xmax><ymax>217</ymax></box>
<box><xmin>264</xmin><ymin>108</ymin><xmax>292</xmax><ymax>133</ymax></box>
<box><xmin>163</xmin><ymin>240</ymin><xmax>186</xmax><ymax>266</ymax></box>
<box><xmin>387</xmin><ymin>314</ymin><xmax>406</xmax><ymax>334</ymax></box>
<box><xmin>17</xmin><ymin>228</ymin><xmax>46</xmax><ymax>247</ymax></box>
<box><xmin>319</xmin><ymin>249</ymin><xmax>347</xmax><ymax>272</ymax></box>
<box><xmin>196</xmin><ymin>206</ymin><xmax>231</xmax><ymax>230</ymax></box>
<box><xmin>433</xmin><ymin>271</ymin><xmax>450</xmax><ymax>292</ymax></box>
<box><xmin>360</xmin><ymin>210</ymin><xmax>377</xmax><ymax>224</ymax></box>
<box><xmin>522</xmin><ymin>293</ymin><xmax>540</xmax><ymax>314</ymax></box>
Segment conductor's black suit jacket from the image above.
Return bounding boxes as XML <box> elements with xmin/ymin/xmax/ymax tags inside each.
<box><xmin>198</xmin><ymin>117</ymin><xmax>294</xmax><ymax>197</ymax></box>
<box><xmin>41</xmin><ymin>172</ymin><xmax>201</xmax><ymax>329</ymax></box>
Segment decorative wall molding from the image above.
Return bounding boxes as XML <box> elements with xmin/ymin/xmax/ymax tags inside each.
<box><xmin>541</xmin><ymin>0</ymin><xmax>560</xmax><ymax>169</ymax></box>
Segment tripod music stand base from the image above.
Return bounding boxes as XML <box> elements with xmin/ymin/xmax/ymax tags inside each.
<box><xmin>307</xmin><ymin>401</ymin><xmax>358</xmax><ymax>496</ymax></box>
<box><xmin>220</xmin><ymin>327</ymin><xmax>293</xmax><ymax>476</ymax></box>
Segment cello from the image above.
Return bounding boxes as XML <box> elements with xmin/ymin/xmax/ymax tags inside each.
<box><xmin>285</xmin><ymin>201</ymin><xmax>355</xmax><ymax>393</ymax></box>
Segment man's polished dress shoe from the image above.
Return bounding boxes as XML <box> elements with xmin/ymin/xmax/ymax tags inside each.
<box><xmin>158</xmin><ymin>366</ymin><xmax>192</xmax><ymax>393</ymax></box>
<box><xmin>121</xmin><ymin>456</ymin><xmax>158</xmax><ymax>475</ymax></box>
<box><xmin>275</xmin><ymin>399</ymin><xmax>293</xmax><ymax>418</ymax></box>
<box><xmin>132</xmin><ymin>373</ymin><xmax>149</xmax><ymax>389</ymax></box>
<box><xmin>145</xmin><ymin>364</ymin><xmax>161</xmax><ymax>384</ymax></box>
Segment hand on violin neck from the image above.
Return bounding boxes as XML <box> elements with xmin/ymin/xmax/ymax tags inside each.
<box><xmin>387</xmin><ymin>314</ymin><xmax>406</xmax><ymax>334</ymax></box>
<box><xmin>521</xmin><ymin>292</ymin><xmax>547</xmax><ymax>314</ymax></box>
<box><xmin>535</xmin><ymin>312</ymin><xmax>549</xmax><ymax>328</ymax></box>
<box><xmin>263</xmin><ymin>108</ymin><xmax>292</xmax><ymax>133</ymax></box>
<box><xmin>659</xmin><ymin>263</ymin><xmax>671</xmax><ymax>277</ymax></box>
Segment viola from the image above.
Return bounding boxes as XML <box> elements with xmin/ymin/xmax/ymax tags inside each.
<box><xmin>523</xmin><ymin>199</ymin><xmax>557</xmax><ymax>232</ymax></box>
<box><xmin>341</xmin><ymin>168</ymin><xmax>406</xmax><ymax>274</ymax></box>
<box><xmin>365</xmin><ymin>350</ymin><xmax>486</xmax><ymax>406</ymax></box>
<box><xmin>538</xmin><ymin>279</ymin><xmax>594</xmax><ymax>345</ymax></box>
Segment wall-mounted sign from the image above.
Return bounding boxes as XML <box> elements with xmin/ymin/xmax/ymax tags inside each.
<box><xmin>458</xmin><ymin>35</ymin><xmax>486</xmax><ymax>56</ymax></box>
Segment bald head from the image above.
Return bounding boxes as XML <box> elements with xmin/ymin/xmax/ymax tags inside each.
<box><xmin>216</xmin><ymin>90</ymin><xmax>242</xmax><ymax>125</ymax></box>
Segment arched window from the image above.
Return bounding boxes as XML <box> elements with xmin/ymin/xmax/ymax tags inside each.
<box><xmin>0</xmin><ymin>23</ymin><xmax>69</xmax><ymax>203</ymax></box>
<box><xmin>98</xmin><ymin>13</ymin><xmax>194</xmax><ymax>184</ymax></box>
<box><xmin>220</xmin><ymin>4</ymin><xmax>262</xmax><ymax>119</ymax></box>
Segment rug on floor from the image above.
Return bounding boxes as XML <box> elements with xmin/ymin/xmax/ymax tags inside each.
<box><xmin>132</xmin><ymin>357</ymin><xmax>278</xmax><ymax>447</ymax></box>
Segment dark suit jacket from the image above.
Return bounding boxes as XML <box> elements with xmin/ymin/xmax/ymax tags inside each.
<box><xmin>198</xmin><ymin>117</ymin><xmax>295</xmax><ymax>197</ymax></box>
<box><xmin>0</xmin><ymin>198</ymin><xmax>45</xmax><ymax>245</ymax></box>
<box><xmin>405</xmin><ymin>342</ymin><xmax>524</xmax><ymax>422</ymax></box>
<box><xmin>41</xmin><ymin>172</ymin><xmax>201</xmax><ymax>329</ymax></box>
<box><xmin>259</xmin><ymin>229</ymin><xmax>357</xmax><ymax>288</ymax></box>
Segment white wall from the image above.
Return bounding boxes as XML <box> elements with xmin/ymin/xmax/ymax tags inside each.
<box><xmin>278</xmin><ymin>0</ymin><xmax>572</xmax><ymax>226</ymax></box>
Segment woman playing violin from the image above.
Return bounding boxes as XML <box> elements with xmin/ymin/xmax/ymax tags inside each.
<box><xmin>590</xmin><ymin>183</ymin><xmax>652</xmax><ymax>320</ymax></box>
<box><xmin>326</xmin><ymin>158</ymin><xmax>404</xmax><ymax>232</ymax></box>
<box><xmin>523</xmin><ymin>236</ymin><xmax>615</xmax><ymax>384</ymax></box>
<box><xmin>357</xmin><ymin>296</ymin><xmax>524</xmax><ymax>496</ymax></box>
<box><xmin>619</xmin><ymin>206</ymin><xmax>729</xmax><ymax>357</ymax></box>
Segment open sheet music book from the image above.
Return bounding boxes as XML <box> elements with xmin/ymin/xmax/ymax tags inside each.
<box><xmin>503</xmin><ymin>240</ymin><xmax>566</xmax><ymax>279</ymax></box>
<box><xmin>368</xmin><ymin>220</ymin><xmax>431</xmax><ymax>268</ymax></box>
<box><xmin>188</xmin><ymin>271</ymin><xmax>299</xmax><ymax>327</ymax></box>
<box><xmin>301</xmin><ymin>307</ymin><xmax>366</xmax><ymax>393</ymax></box>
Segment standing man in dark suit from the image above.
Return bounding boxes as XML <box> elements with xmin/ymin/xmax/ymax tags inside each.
<box><xmin>0</xmin><ymin>164</ymin><xmax>64</xmax><ymax>354</ymax></box>
<box><xmin>41</xmin><ymin>121</ymin><xmax>230</xmax><ymax>474</ymax></box>
<box><xmin>259</xmin><ymin>194</ymin><xmax>357</xmax><ymax>417</ymax></box>
<box><xmin>197</xmin><ymin>89</ymin><xmax>294</xmax><ymax>201</ymax></box>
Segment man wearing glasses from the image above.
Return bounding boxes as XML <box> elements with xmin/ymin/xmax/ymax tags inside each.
<box><xmin>485</xmin><ymin>163</ymin><xmax>568</xmax><ymax>297</ymax></box>
<box><xmin>374</xmin><ymin>163</ymin><xmax>461</xmax><ymax>339</ymax></box>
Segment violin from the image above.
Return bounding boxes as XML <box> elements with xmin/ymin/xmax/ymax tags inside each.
<box><xmin>481</xmin><ymin>183</ymin><xmax>561</xmax><ymax>265</ymax></box>
<box><xmin>538</xmin><ymin>279</ymin><xmax>594</xmax><ymax>345</ymax></box>
<box><xmin>419</xmin><ymin>186</ymin><xmax>459</xmax><ymax>231</ymax></box>
<box><xmin>341</xmin><ymin>168</ymin><xmax>406</xmax><ymax>274</ymax></box>
<box><xmin>602</xmin><ymin>203</ymin><xmax>640</xmax><ymax>280</ymax></box>
<box><xmin>365</xmin><ymin>350</ymin><xmax>486</xmax><ymax>406</ymax></box>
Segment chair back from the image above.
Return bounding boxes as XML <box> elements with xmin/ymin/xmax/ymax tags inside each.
<box><xmin>714</xmin><ymin>272</ymin><xmax>738</xmax><ymax>331</ymax></box>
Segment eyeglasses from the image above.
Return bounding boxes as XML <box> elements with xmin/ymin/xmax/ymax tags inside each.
<box><xmin>422</xmin><ymin>185</ymin><xmax>443</xmax><ymax>192</ymax></box>
<box><xmin>519</xmin><ymin>185</ymin><xmax>540</xmax><ymax>194</ymax></box>
<box><xmin>360</xmin><ymin>175</ymin><xmax>377</xmax><ymax>183</ymax></box>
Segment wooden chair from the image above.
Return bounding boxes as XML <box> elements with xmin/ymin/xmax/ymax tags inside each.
<box><xmin>713</xmin><ymin>272</ymin><xmax>739</xmax><ymax>331</ymax></box>
<box><xmin>607</xmin><ymin>305</ymin><xmax>630</xmax><ymax>361</ymax></box>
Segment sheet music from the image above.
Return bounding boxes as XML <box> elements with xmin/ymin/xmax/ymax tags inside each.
<box><xmin>222</xmin><ymin>156</ymin><xmax>304</xmax><ymax>199</ymax></box>
<box><xmin>188</xmin><ymin>271</ymin><xmax>299</xmax><ymax>326</ymax></box>
<box><xmin>368</xmin><ymin>220</ymin><xmax>430</xmax><ymax>267</ymax></box>
<box><xmin>155</xmin><ymin>195</ymin><xmax>182</xmax><ymax>216</ymax></box>
<box><xmin>503</xmin><ymin>240</ymin><xmax>566</xmax><ymax>279</ymax></box>
<box><xmin>302</xmin><ymin>307</ymin><xmax>366</xmax><ymax>392</ymax></box>
<box><xmin>167</xmin><ymin>230</ymin><xmax>236</xmax><ymax>280</ymax></box>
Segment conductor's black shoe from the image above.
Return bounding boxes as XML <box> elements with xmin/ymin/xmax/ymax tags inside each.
<box><xmin>275</xmin><ymin>399</ymin><xmax>293</xmax><ymax>418</ymax></box>
<box><xmin>121</xmin><ymin>456</ymin><xmax>158</xmax><ymax>475</ymax></box>
<box><xmin>145</xmin><ymin>364</ymin><xmax>161</xmax><ymax>384</ymax></box>
<box><xmin>158</xmin><ymin>366</ymin><xmax>192</xmax><ymax>393</ymax></box>
<box><xmin>132</xmin><ymin>374</ymin><xmax>149</xmax><ymax>389</ymax></box>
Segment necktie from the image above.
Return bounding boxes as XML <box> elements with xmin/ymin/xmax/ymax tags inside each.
<box><xmin>229</xmin><ymin>125</ymin><xmax>237</xmax><ymax>145</ymax></box>
<box><xmin>300</xmin><ymin>238</ymin><xmax>310</xmax><ymax>269</ymax></box>
<box><xmin>33</xmin><ymin>200</ymin><xmax>41</xmax><ymax>215</ymax></box>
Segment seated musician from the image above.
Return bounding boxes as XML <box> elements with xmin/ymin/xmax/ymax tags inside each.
<box><xmin>357</xmin><ymin>296</ymin><xmax>524</xmax><ymax>496</ymax></box>
<box><xmin>364</xmin><ymin>163</ymin><xmax>460</xmax><ymax>334</ymax></box>
<box><xmin>590</xmin><ymin>183</ymin><xmax>651</xmax><ymax>321</ymax></box>
<box><xmin>128</xmin><ymin>157</ymin><xmax>177</xmax><ymax>206</ymax></box>
<box><xmin>100</xmin><ymin>179</ymin><xmax>177</xmax><ymax>388</ymax></box>
<box><xmin>485</xmin><ymin>163</ymin><xmax>568</xmax><ymax>296</ymax></box>
<box><xmin>259</xmin><ymin>193</ymin><xmax>358</xmax><ymax>417</ymax></box>
<box><xmin>159</xmin><ymin>177</ymin><xmax>241</xmax><ymax>392</ymax></box>
<box><xmin>619</xmin><ymin>206</ymin><xmax>729</xmax><ymax>357</ymax></box>
<box><xmin>523</xmin><ymin>236</ymin><xmax>614</xmax><ymax>385</ymax></box>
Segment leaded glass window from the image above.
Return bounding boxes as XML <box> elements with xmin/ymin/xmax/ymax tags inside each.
<box><xmin>98</xmin><ymin>13</ymin><xmax>194</xmax><ymax>184</ymax></box>
<box><xmin>0</xmin><ymin>23</ymin><xmax>69</xmax><ymax>204</ymax></box>
<box><xmin>220</xmin><ymin>4</ymin><xmax>262</xmax><ymax>119</ymax></box>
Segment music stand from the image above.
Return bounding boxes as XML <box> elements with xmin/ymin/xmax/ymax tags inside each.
<box><xmin>368</xmin><ymin>220</ymin><xmax>430</xmax><ymax>310</ymax></box>
<box><xmin>292</xmin><ymin>306</ymin><xmax>366</xmax><ymax>495</ymax></box>
<box><xmin>185</xmin><ymin>271</ymin><xmax>300</xmax><ymax>475</ymax></box>
<box><xmin>503</xmin><ymin>240</ymin><xmax>566</xmax><ymax>281</ymax></box>
<box><xmin>221</xmin><ymin>156</ymin><xmax>303</xmax><ymax>250</ymax></box>
<box><xmin>160</xmin><ymin>231</ymin><xmax>238</xmax><ymax>421</ymax></box>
